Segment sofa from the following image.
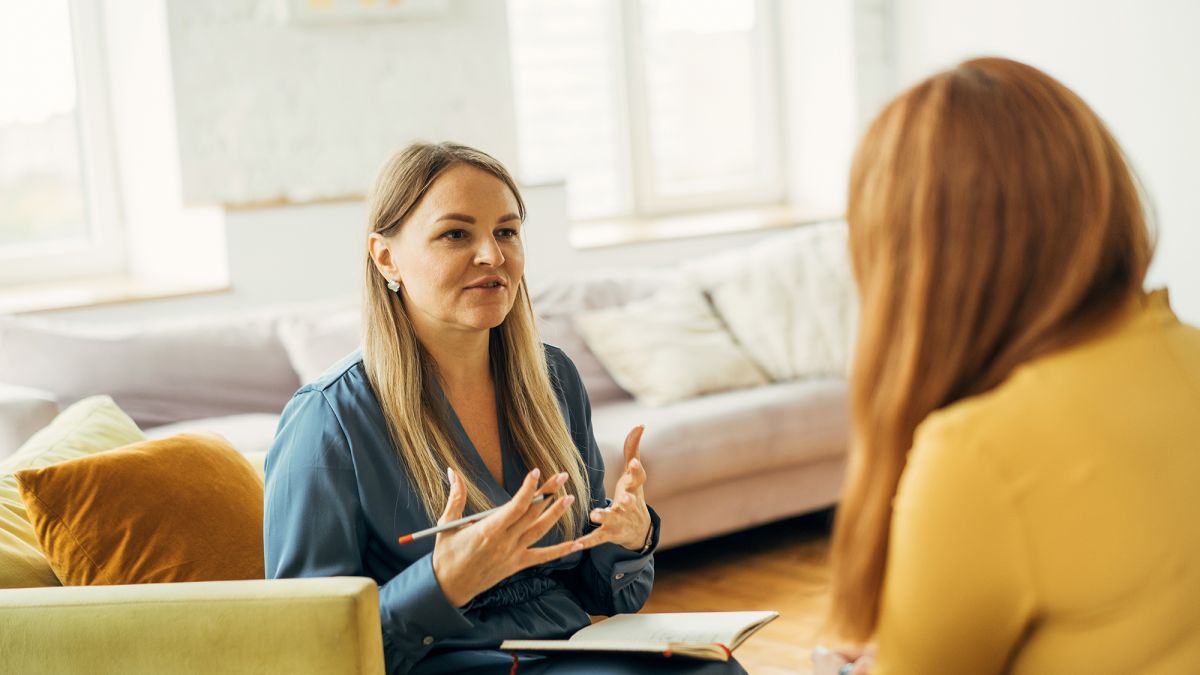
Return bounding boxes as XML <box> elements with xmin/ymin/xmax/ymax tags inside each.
<box><xmin>0</xmin><ymin>222</ymin><xmax>854</xmax><ymax>673</ymax></box>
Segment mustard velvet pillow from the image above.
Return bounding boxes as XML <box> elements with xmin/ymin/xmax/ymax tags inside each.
<box><xmin>14</xmin><ymin>433</ymin><xmax>265</xmax><ymax>585</ymax></box>
<box><xmin>0</xmin><ymin>395</ymin><xmax>144</xmax><ymax>589</ymax></box>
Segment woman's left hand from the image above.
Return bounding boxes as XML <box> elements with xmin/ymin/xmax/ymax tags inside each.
<box><xmin>812</xmin><ymin>644</ymin><xmax>875</xmax><ymax>675</ymax></box>
<box><xmin>575</xmin><ymin>425</ymin><xmax>653</xmax><ymax>552</ymax></box>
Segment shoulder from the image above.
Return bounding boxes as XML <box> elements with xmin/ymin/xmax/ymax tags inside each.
<box><xmin>272</xmin><ymin>350</ymin><xmax>371</xmax><ymax>470</ymax></box>
<box><xmin>542</xmin><ymin>343</ymin><xmax>586</xmax><ymax>399</ymax></box>
<box><xmin>542</xmin><ymin>342</ymin><xmax>577</xmax><ymax>378</ymax></box>
<box><xmin>289</xmin><ymin>349</ymin><xmax>373</xmax><ymax>414</ymax></box>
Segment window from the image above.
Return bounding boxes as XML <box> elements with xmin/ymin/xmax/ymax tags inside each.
<box><xmin>0</xmin><ymin>0</ymin><xmax>123</xmax><ymax>287</ymax></box>
<box><xmin>508</xmin><ymin>0</ymin><xmax>783</xmax><ymax>223</ymax></box>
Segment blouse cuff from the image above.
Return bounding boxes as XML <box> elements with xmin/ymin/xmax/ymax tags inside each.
<box><xmin>378</xmin><ymin>552</ymin><xmax>474</xmax><ymax>655</ymax></box>
<box><xmin>587</xmin><ymin>505</ymin><xmax>661</xmax><ymax>591</ymax></box>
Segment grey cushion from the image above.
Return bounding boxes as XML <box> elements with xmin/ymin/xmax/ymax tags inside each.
<box><xmin>0</xmin><ymin>383</ymin><xmax>60</xmax><ymax>460</ymax></box>
<box><xmin>0</xmin><ymin>314</ymin><xmax>300</xmax><ymax>429</ymax></box>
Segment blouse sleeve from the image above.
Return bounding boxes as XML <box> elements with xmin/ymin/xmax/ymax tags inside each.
<box><xmin>264</xmin><ymin>389</ymin><xmax>473</xmax><ymax>674</ymax></box>
<box><xmin>872</xmin><ymin>415</ymin><xmax>1036</xmax><ymax>675</ymax></box>
<box><xmin>546</xmin><ymin>348</ymin><xmax>658</xmax><ymax>616</ymax></box>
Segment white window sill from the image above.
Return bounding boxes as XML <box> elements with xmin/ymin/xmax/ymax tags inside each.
<box><xmin>0</xmin><ymin>276</ymin><xmax>231</xmax><ymax>316</ymax></box>
<box><xmin>568</xmin><ymin>205</ymin><xmax>843</xmax><ymax>250</ymax></box>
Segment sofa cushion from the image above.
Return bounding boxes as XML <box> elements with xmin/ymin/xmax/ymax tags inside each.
<box><xmin>0</xmin><ymin>383</ymin><xmax>60</xmax><ymax>461</ymax></box>
<box><xmin>0</xmin><ymin>313</ymin><xmax>301</xmax><ymax>429</ymax></box>
<box><xmin>574</xmin><ymin>285</ymin><xmax>768</xmax><ymax>405</ymax></box>
<box><xmin>145</xmin><ymin>413</ymin><xmax>282</xmax><ymax>456</ymax></box>
<box><xmin>589</xmin><ymin>378</ymin><xmax>849</xmax><ymax>498</ymax></box>
<box><xmin>277</xmin><ymin>305</ymin><xmax>361</xmax><ymax>384</ymax></box>
<box><xmin>15</xmin><ymin>433</ymin><xmax>264</xmax><ymax>585</ymax></box>
<box><xmin>681</xmin><ymin>222</ymin><xmax>858</xmax><ymax>381</ymax></box>
<box><xmin>0</xmin><ymin>396</ymin><xmax>144</xmax><ymax>588</ymax></box>
<box><xmin>529</xmin><ymin>270</ymin><xmax>669</xmax><ymax>315</ymax></box>
<box><xmin>536</xmin><ymin>315</ymin><xmax>629</xmax><ymax>405</ymax></box>
<box><xmin>531</xmin><ymin>271</ymin><xmax>670</xmax><ymax>405</ymax></box>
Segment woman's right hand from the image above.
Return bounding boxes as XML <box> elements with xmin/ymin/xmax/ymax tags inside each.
<box><xmin>431</xmin><ymin>467</ymin><xmax>581</xmax><ymax>608</ymax></box>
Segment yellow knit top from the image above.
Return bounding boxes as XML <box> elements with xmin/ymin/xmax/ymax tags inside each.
<box><xmin>873</xmin><ymin>289</ymin><xmax>1200</xmax><ymax>674</ymax></box>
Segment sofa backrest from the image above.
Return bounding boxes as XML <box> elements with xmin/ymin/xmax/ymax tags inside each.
<box><xmin>0</xmin><ymin>313</ymin><xmax>302</xmax><ymax>430</ymax></box>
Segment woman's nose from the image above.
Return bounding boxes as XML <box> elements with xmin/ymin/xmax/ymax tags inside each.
<box><xmin>474</xmin><ymin>237</ymin><xmax>505</xmax><ymax>266</ymax></box>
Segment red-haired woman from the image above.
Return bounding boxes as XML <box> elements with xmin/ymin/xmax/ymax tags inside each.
<box><xmin>814</xmin><ymin>57</ymin><xmax>1200</xmax><ymax>674</ymax></box>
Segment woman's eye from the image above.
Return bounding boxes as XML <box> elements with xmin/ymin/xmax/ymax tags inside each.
<box><xmin>441</xmin><ymin>229</ymin><xmax>468</xmax><ymax>240</ymax></box>
<box><xmin>497</xmin><ymin>228</ymin><xmax>519</xmax><ymax>239</ymax></box>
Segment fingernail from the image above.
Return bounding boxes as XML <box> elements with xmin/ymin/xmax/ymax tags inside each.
<box><xmin>813</xmin><ymin>645</ymin><xmax>830</xmax><ymax>656</ymax></box>
<box><xmin>563</xmin><ymin>495</ymin><xmax>575</xmax><ymax>506</ymax></box>
<box><xmin>447</xmin><ymin>467</ymin><xmax>455</xmax><ymax>484</ymax></box>
<box><xmin>556</xmin><ymin>472</ymin><xmax>569</xmax><ymax>484</ymax></box>
<box><xmin>530</xmin><ymin>468</ymin><xmax>540</xmax><ymax>480</ymax></box>
<box><xmin>631</xmin><ymin>458</ymin><xmax>641</xmax><ymax>469</ymax></box>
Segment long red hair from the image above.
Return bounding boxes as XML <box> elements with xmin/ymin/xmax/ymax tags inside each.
<box><xmin>828</xmin><ymin>57</ymin><xmax>1154</xmax><ymax>640</ymax></box>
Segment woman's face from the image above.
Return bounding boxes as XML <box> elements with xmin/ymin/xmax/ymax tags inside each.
<box><xmin>371</xmin><ymin>164</ymin><xmax>525</xmax><ymax>337</ymax></box>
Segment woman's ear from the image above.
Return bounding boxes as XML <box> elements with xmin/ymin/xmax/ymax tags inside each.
<box><xmin>368</xmin><ymin>233</ymin><xmax>399</xmax><ymax>281</ymax></box>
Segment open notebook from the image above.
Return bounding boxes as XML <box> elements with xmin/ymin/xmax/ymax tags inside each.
<box><xmin>500</xmin><ymin>611</ymin><xmax>779</xmax><ymax>662</ymax></box>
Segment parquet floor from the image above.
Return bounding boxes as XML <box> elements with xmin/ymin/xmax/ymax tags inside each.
<box><xmin>641</xmin><ymin>510</ymin><xmax>836</xmax><ymax>675</ymax></box>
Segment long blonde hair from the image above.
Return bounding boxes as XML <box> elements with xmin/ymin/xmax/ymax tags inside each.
<box><xmin>362</xmin><ymin>142</ymin><xmax>589</xmax><ymax>537</ymax></box>
<box><xmin>829</xmin><ymin>57</ymin><xmax>1153</xmax><ymax>640</ymax></box>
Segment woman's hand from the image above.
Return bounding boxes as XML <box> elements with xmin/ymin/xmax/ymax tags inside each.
<box><xmin>576</xmin><ymin>425</ymin><xmax>653</xmax><ymax>552</ymax></box>
<box><xmin>812</xmin><ymin>643</ymin><xmax>876</xmax><ymax>675</ymax></box>
<box><xmin>431</xmin><ymin>467</ymin><xmax>581</xmax><ymax>608</ymax></box>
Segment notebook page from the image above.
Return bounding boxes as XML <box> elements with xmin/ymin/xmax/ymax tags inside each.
<box><xmin>571</xmin><ymin>612</ymin><xmax>776</xmax><ymax>646</ymax></box>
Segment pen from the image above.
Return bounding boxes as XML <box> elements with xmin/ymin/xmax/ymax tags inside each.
<box><xmin>398</xmin><ymin>493</ymin><xmax>551</xmax><ymax>544</ymax></box>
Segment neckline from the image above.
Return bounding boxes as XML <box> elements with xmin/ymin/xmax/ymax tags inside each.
<box><xmin>438</xmin><ymin>375</ymin><xmax>527</xmax><ymax>502</ymax></box>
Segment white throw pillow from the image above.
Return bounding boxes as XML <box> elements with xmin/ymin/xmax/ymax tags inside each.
<box><xmin>681</xmin><ymin>222</ymin><xmax>857</xmax><ymax>381</ymax></box>
<box><xmin>531</xmin><ymin>271</ymin><xmax>670</xmax><ymax>406</ymax></box>
<box><xmin>536</xmin><ymin>315</ymin><xmax>630</xmax><ymax>405</ymax></box>
<box><xmin>573</xmin><ymin>285</ymin><xmax>769</xmax><ymax>406</ymax></box>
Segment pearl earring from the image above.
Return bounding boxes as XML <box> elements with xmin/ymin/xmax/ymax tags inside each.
<box><xmin>386</xmin><ymin>279</ymin><xmax>400</xmax><ymax>292</ymax></box>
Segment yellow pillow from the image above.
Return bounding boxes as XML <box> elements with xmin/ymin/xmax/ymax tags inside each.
<box><xmin>15</xmin><ymin>433</ymin><xmax>265</xmax><ymax>585</ymax></box>
<box><xmin>0</xmin><ymin>396</ymin><xmax>143</xmax><ymax>588</ymax></box>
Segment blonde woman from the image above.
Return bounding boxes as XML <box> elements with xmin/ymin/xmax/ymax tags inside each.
<box><xmin>265</xmin><ymin>143</ymin><xmax>746</xmax><ymax>675</ymax></box>
<box><xmin>812</xmin><ymin>57</ymin><xmax>1200</xmax><ymax>674</ymax></box>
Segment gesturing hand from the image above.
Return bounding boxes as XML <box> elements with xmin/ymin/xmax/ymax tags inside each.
<box><xmin>812</xmin><ymin>643</ymin><xmax>876</xmax><ymax>675</ymax></box>
<box><xmin>576</xmin><ymin>425</ymin><xmax>653</xmax><ymax>552</ymax></box>
<box><xmin>430</xmin><ymin>467</ymin><xmax>581</xmax><ymax>608</ymax></box>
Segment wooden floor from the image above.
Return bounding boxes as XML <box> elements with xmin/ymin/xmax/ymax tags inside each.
<box><xmin>641</xmin><ymin>510</ymin><xmax>836</xmax><ymax>675</ymax></box>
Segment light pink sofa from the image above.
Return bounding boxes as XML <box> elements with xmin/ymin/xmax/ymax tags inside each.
<box><xmin>0</xmin><ymin>275</ymin><xmax>848</xmax><ymax>549</ymax></box>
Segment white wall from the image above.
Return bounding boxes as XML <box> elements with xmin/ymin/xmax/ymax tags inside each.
<box><xmin>46</xmin><ymin>182</ymin><xmax>808</xmax><ymax>323</ymax></box>
<box><xmin>891</xmin><ymin>0</ymin><xmax>1200</xmax><ymax>322</ymax></box>
<box><xmin>165</xmin><ymin>0</ymin><xmax>518</xmax><ymax>205</ymax></box>
<box><xmin>40</xmin><ymin>0</ymin><xmax>875</xmax><ymax>323</ymax></box>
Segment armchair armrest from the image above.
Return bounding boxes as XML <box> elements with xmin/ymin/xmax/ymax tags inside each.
<box><xmin>0</xmin><ymin>577</ymin><xmax>385</xmax><ymax>675</ymax></box>
<box><xmin>0</xmin><ymin>383</ymin><xmax>59</xmax><ymax>460</ymax></box>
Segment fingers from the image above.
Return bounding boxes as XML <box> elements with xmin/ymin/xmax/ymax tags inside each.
<box><xmin>437</xmin><ymin>467</ymin><xmax>467</xmax><ymax>525</ymax></box>
<box><xmin>622</xmin><ymin>425</ymin><xmax>644</xmax><ymax>467</ymax></box>
<box><xmin>588</xmin><ymin>496</ymin><xmax>629</xmax><ymax>530</ymax></box>
<box><xmin>517</xmin><ymin>493</ymin><xmax>576</xmax><ymax>548</ymax></box>
<box><xmin>811</xmin><ymin>645</ymin><xmax>850</xmax><ymax>674</ymax></box>
<box><xmin>621</xmin><ymin>456</ymin><xmax>647</xmax><ymax>493</ymax></box>
<box><xmin>509</xmin><ymin>472</ymin><xmax>569</xmax><ymax>533</ymax></box>
<box><xmin>571</xmin><ymin>527</ymin><xmax>609</xmax><ymax>551</ymax></box>
<box><xmin>520</xmin><ymin>538</ymin><xmax>585</xmax><ymax>568</ymax></box>
<box><xmin>497</xmin><ymin>468</ymin><xmax>542</xmax><ymax>525</ymax></box>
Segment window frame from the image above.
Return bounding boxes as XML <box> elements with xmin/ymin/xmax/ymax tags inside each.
<box><xmin>619</xmin><ymin>0</ymin><xmax>786</xmax><ymax>218</ymax></box>
<box><xmin>0</xmin><ymin>0</ymin><xmax>125</xmax><ymax>288</ymax></box>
